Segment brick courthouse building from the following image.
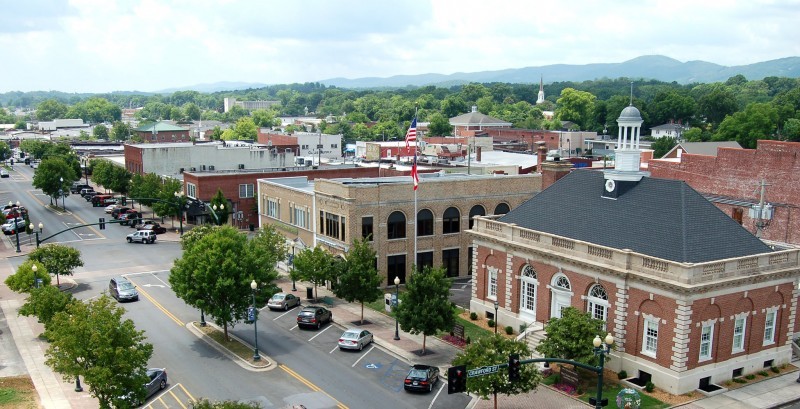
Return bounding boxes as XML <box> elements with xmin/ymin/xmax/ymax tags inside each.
<box><xmin>468</xmin><ymin>104</ymin><xmax>800</xmax><ymax>394</ymax></box>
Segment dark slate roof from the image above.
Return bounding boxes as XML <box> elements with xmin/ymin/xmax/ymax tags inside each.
<box><xmin>498</xmin><ymin>170</ymin><xmax>773</xmax><ymax>263</ymax></box>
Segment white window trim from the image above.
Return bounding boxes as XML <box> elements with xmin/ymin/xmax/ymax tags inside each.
<box><xmin>642</xmin><ymin>314</ymin><xmax>659</xmax><ymax>358</ymax></box>
<box><xmin>732</xmin><ymin>314</ymin><xmax>747</xmax><ymax>353</ymax></box>
<box><xmin>699</xmin><ymin>322</ymin><xmax>714</xmax><ymax>362</ymax></box>
<box><xmin>487</xmin><ymin>267</ymin><xmax>498</xmax><ymax>301</ymax></box>
<box><xmin>763</xmin><ymin>308</ymin><xmax>778</xmax><ymax>346</ymax></box>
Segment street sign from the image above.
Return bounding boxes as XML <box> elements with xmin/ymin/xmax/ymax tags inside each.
<box><xmin>247</xmin><ymin>306</ymin><xmax>256</xmax><ymax>322</ymax></box>
<box><xmin>468</xmin><ymin>365</ymin><xmax>499</xmax><ymax>378</ymax></box>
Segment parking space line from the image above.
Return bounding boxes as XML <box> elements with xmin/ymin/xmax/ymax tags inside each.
<box><xmin>168</xmin><ymin>389</ymin><xmax>188</xmax><ymax>409</ymax></box>
<box><xmin>351</xmin><ymin>345</ymin><xmax>374</xmax><ymax>368</ymax></box>
<box><xmin>427</xmin><ymin>382</ymin><xmax>446</xmax><ymax>409</ymax></box>
<box><xmin>329</xmin><ymin>344</ymin><xmax>339</xmax><ymax>354</ymax></box>
<box><xmin>290</xmin><ymin>324</ymin><xmax>299</xmax><ymax>331</ymax></box>
<box><xmin>273</xmin><ymin>309</ymin><xmax>294</xmax><ymax>320</ymax></box>
<box><xmin>308</xmin><ymin>325</ymin><xmax>332</xmax><ymax>341</ymax></box>
<box><xmin>177</xmin><ymin>382</ymin><xmax>196</xmax><ymax>403</ymax></box>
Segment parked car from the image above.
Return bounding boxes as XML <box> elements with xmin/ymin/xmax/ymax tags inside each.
<box><xmin>267</xmin><ymin>293</ymin><xmax>301</xmax><ymax>311</ymax></box>
<box><xmin>0</xmin><ymin>169</ymin><xmax>8</xmax><ymax>178</ymax></box>
<box><xmin>83</xmin><ymin>191</ymin><xmax>98</xmax><ymax>201</ymax></box>
<box><xmin>108</xmin><ymin>276</ymin><xmax>139</xmax><ymax>302</ymax></box>
<box><xmin>296</xmin><ymin>306</ymin><xmax>333</xmax><ymax>330</ymax></box>
<box><xmin>80</xmin><ymin>188</ymin><xmax>96</xmax><ymax>198</ymax></box>
<box><xmin>134</xmin><ymin>219</ymin><xmax>158</xmax><ymax>229</ymax></box>
<box><xmin>127</xmin><ymin>230</ymin><xmax>156</xmax><ymax>244</ymax></box>
<box><xmin>119</xmin><ymin>211</ymin><xmax>141</xmax><ymax>226</ymax></box>
<box><xmin>404</xmin><ymin>364</ymin><xmax>439</xmax><ymax>393</ymax></box>
<box><xmin>105</xmin><ymin>204</ymin><xmax>125</xmax><ymax>214</ymax></box>
<box><xmin>111</xmin><ymin>206</ymin><xmax>133</xmax><ymax>219</ymax></box>
<box><xmin>2</xmin><ymin>218</ymin><xmax>27</xmax><ymax>235</ymax></box>
<box><xmin>122</xmin><ymin>368</ymin><xmax>167</xmax><ymax>406</ymax></box>
<box><xmin>137</xmin><ymin>223</ymin><xmax>167</xmax><ymax>235</ymax></box>
<box><xmin>338</xmin><ymin>328</ymin><xmax>373</xmax><ymax>351</ymax></box>
<box><xmin>70</xmin><ymin>183</ymin><xmax>91</xmax><ymax>194</ymax></box>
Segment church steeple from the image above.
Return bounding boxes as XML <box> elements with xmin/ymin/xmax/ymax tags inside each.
<box><xmin>536</xmin><ymin>75</ymin><xmax>545</xmax><ymax>104</ymax></box>
<box><xmin>602</xmin><ymin>83</ymin><xmax>649</xmax><ymax>198</ymax></box>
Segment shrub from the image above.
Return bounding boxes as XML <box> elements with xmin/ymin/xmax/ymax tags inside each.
<box><xmin>644</xmin><ymin>381</ymin><xmax>655</xmax><ymax>392</ymax></box>
<box><xmin>745</xmin><ymin>374</ymin><xmax>756</xmax><ymax>380</ymax></box>
<box><xmin>617</xmin><ymin>370</ymin><xmax>628</xmax><ymax>380</ymax></box>
<box><xmin>488</xmin><ymin>319</ymin><xmax>495</xmax><ymax>328</ymax></box>
<box><xmin>519</xmin><ymin>323</ymin><xmax>528</xmax><ymax>333</ymax></box>
<box><xmin>465</xmin><ymin>336</ymin><xmax>471</xmax><ymax>344</ymax></box>
<box><xmin>734</xmin><ymin>378</ymin><xmax>747</xmax><ymax>384</ymax></box>
<box><xmin>771</xmin><ymin>366</ymin><xmax>780</xmax><ymax>373</ymax></box>
<box><xmin>505</xmin><ymin>326</ymin><xmax>513</xmax><ymax>335</ymax></box>
<box><xmin>470</xmin><ymin>312</ymin><xmax>478</xmax><ymax>320</ymax></box>
<box><xmin>758</xmin><ymin>370</ymin><xmax>769</xmax><ymax>377</ymax></box>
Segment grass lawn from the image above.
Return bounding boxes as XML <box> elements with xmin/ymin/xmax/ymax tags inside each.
<box><xmin>0</xmin><ymin>376</ymin><xmax>38</xmax><ymax>409</ymax></box>
<box><xmin>581</xmin><ymin>384</ymin><xmax>669</xmax><ymax>408</ymax></box>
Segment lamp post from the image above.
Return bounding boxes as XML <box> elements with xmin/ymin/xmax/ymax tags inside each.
<box><xmin>212</xmin><ymin>203</ymin><xmax>225</xmax><ymax>226</ymax></box>
<box><xmin>59</xmin><ymin>177</ymin><xmax>66</xmax><ymax>211</ymax></box>
<box><xmin>74</xmin><ymin>357</ymin><xmax>84</xmax><ymax>392</ymax></box>
<box><xmin>81</xmin><ymin>157</ymin><xmax>89</xmax><ymax>185</ymax></box>
<box><xmin>250</xmin><ymin>279</ymin><xmax>260</xmax><ymax>361</ymax></box>
<box><xmin>591</xmin><ymin>333</ymin><xmax>614</xmax><ymax>409</ymax></box>
<box><xmin>31</xmin><ymin>222</ymin><xmax>43</xmax><ymax>248</ymax></box>
<box><xmin>290</xmin><ymin>241</ymin><xmax>297</xmax><ymax>291</ymax></box>
<box><xmin>11</xmin><ymin>201</ymin><xmax>21</xmax><ymax>253</ymax></box>
<box><xmin>494</xmin><ymin>301</ymin><xmax>499</xmax><ymax>334</ymax></box>
<box><xmin>173</xmin><ymin>191</ymin><xmax>184</xmax><ymax>235</ymax></box>
<box><xmin>393</xmin><ymin>276</ymin><xmax>401</xmax><ymax>341</ymax></box>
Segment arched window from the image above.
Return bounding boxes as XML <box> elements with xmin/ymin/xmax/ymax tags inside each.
<box><xmin>519</xmin><ymin>265</ymin><xmax>538</xmax><ymax>319</ymax></box>
<box><xmin>555</xmin><ymin>275</ymin><xmax>571</xmax><ymax>290</ymax></box>
<box><xmin>417</xmin><ymin>209</ymin><xmax>433</xmax><ymax>236</ymax></box>
<box><xmin>442</xmin><ymin>207</ymin><xmax>460</xmax><ymax>234</ymax></box>
<box><xmin>587</xmin><ymin>284</ymin><xmax>609</xmax><ymax>327</ymax></box>
<box><xmin>550</xmin><ymin>274</ymin><xmax>572</xmax><ymax>319</ymax></box>
<box><xmin>469</xmin><ymin>205</ymin><xmax>486</xmax><ymax>229</ymax></box>
<box><xmin>494</xmin><ymin>203</ymin><xmax>510</xmax><ymax>215</ymax></box>
<box><xmin>387</xmin><ymin>211</ymin><xmax>406</xmax><ymax>240</ymax></box>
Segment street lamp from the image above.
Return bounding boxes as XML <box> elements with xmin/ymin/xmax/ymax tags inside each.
<box><xmin>59</xmin><ymin>177</ymin><xmax>66</xmax><ymax>211</ymax></box>
<box><xmin>31</xmin><ymin>222</ymin><xmax>43</xmax><ymax>248</ymax></box>
<box><xmin>173</xmin><ymin>191</ymin><xmax>184</xmax><ymax>235</ymax></box>
<box><xmin>81</xmin><ymin>157</ymin><xmax>89</xmax><ymax>185</ymax></box>
<box><xmin>250</xmin><ymin>279</ymin><xmax>261</xmax><ymax>361</ymax></box>
<box><xmin>212</xmin><ymin>203</ymin><xmax>225</xmax><ymax>225</ymax></box>
<box><xmin>290</xmin><ymin>241</ymin><xmax>297</xmax><ymax>291</ymax></box>
<box><xmin>591</xmin><ymin>333</ymin><xmax>614</xmax><ymax>409</ymax></box>
<box><xmin>494</xmin><ymin>301</ymin><xmax>499</xmax><ymax>334</ymax></box>
<box><xmin>74</xmin><ymin>357</ymin><xmax>84</xmax><ymax>392</ymax></box>
<box><xmin>393</xmin><ymin>276</ymin><xmax>401</xmax><ymax>341</ymax></box>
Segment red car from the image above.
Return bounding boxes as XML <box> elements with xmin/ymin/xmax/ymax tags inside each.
<box><xmin>137</xmin><ymin>223</ymin><xmax>167</xmax><ymax>235</ymax></box>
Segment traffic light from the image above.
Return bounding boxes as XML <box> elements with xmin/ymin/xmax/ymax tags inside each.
<box><xmin>508</xmin><ymin>353</ymin><xmax>520</xmax><ymax>382</ymax></box>
<box><xmin>121</xmin><ymin>196</ymin><xmax>127</xmax><ymax>205</ymax></box>
<box><xmin>99</xmin><ymin>217</ymin><xmax>105</xmax><ymax>230</ymax></box>
<box><xmin>447</xmin><ymin>365</ymin><xmax>467</xmax><ymax>394</ymax></box>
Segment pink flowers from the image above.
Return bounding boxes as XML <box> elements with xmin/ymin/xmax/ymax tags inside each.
<box><xmin>442</xmin><ymin>335</ymin><xmax>467</xmax><ymax>348</ymax></box>
<box><xmin>554</xmin><ymin>383</ymin><xmax>577</xmax><ymax>395</ymax></box>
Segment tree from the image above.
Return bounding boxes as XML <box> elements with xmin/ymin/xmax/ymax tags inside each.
<box><xmin>427</xmin><ymin>112</ymin><xmax>451</xmax><ymax>136</ymax></box>
<box><xmin>698</xmin><ymin>85</ymin><xmax>738</xmax><ymax>129</ymax></box>
<box><xmin>535</xmin><ymin>307</ymin><xmax>606</xmax><ymax>367</ymax></box>
<box><xmin>452</xmin><ymin>334</ymin><xmax>540</xmax><ymax>409</ymax></box>
<box><xmin>784</xmin><ymin>118</ymin><xmax>800</xmax><ymax>142</ymax></box>
<box><xmin>555</xmin><ymin>88</ymin><xmax>597</xmax><ymax>130</ymax></box>
<box><xmin>32</xmin><ymin>157</ymin><xmax>77</xmax><ymax>205</ymax></box>
<box><xmin>169</xmin><ymin>226</ymin><xmax>281</xmax><ymax>340</ymax></box>
<box><xmin>19</xmin><ymin>285</ymin><xmax>76</xmax><ymax>330</ymax></box>
<box><xmin>4</xmin><ymin>260</ymin><xmax>50</xmax><ymax>293</ymax></box>
<box><xmin>45</xmin><ymin>296</ymin><xmax>153</xmax><ymax>409</ymax></box>
<box><xmin>191</xmin><ymin>400</ymin><xmax>263</xmax><ymax>409</ymax></box>
<box><xmin>36</xmin><ymin>99</ymin><xmax>68</xmax><ymax>121</ymax></box>
<box><xmin>333</xmin><ymin>238</ymin><xmax>383</xmax><ymax>324</ymax></box>
<box><xmin>394</xmin><ymin>266</ymin><xmax>455</xmax><ymax>354</ymax></box>
<box><xmin>209</xmin><ymin>188</ymin><xmax>229</xmax><ymax>225</ymax></box>
<box><xmin>93</xmin><ymin>124</ymin><xmax>109</xmax><ymax>139</ymax></box>
<box><xmin>650</xmin><ymin>136</ymin><xmax>678</xmax><ymax>159</ymax></box>
<box><xmin>232</xmin><ymin>117</ymin><xmax>258</xmax><ymax>140</ymax></box>
<box><xmin>293</xmin><ymin>246</ymin><xmax>338</xmax><ymax>301</ymax></box>
<box><xmin>0</xmin><ymin>141</ymin><xmax>11</xmax><ymax>163</ymax></box>
<box><xmin>183</xmin><ymin>103</ymin><xmax>202</xmax><ymax>121</ymax></box>
<box><xmin>110</xmin><ymin>121</ymin><xmax>132</xmax><ymax>141</ymax></box>
<box><xmin>28</xmin><ymin>244</ymin><xmax>84</xmax><ymax>287</ymax></box>
<box><xmin>713</xmin><ymin>102</ymin><xmax>778</xmax><ymax>148</ymax></box>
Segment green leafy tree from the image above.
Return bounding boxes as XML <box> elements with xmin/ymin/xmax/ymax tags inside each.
<box><xmin>209</xmin><ymin>188</ymin><xmax>229</xmax><ymax>225</ymax></box>
<box><xmin>32</xmin><ymin>157</ymin><xmax>77</xmax><ymax>205</ymax></box>
<box><xmin>713</xmin><ymin>102</ymin><xmax>778</xmax><ymax>148</ymax></box>
<box><xmin>333</xmin><ymin>238</ymin><xmax>382</xmax><ymax>324</ymax></box>
<box><xmin>20</xmin><ymin>139</ymin><xmax>50</xmax><ymax>161</ymax></box>
<box><xmin>394</xmin><ymin>266</ymin><xmax>455</xmax><ymax>354</ymax></box>
<box><xmin>697</xmin><ymin>85</ymin><xmax>739</xmax><ymax>129</ymax></box>
<box><xmin>232</xmin><ymin>117</ymin><xmax>258</xmax><ymax>140</ymax></box>
<box><xmin>427</xmin><ymin>112</ymin><xmax>451</xmax><ymax>136</ymax></box>
<box><xmin>4</xmin><ymin>260</ymin><xmax>50</xmax><ymax>293</ymax></box>
<box><xmin>650</xmin><ymin>136</ymin><xmax>678</xmax><ymax>159</ymax></box>
<box><xmin>150</xmin><ymin>177</ymin><xmax>182</xmax><ymax>220</ymax></box>
<box><xmin>784</xmin><ymin>118</ymin><xmax>800</xmax><ymax>142</ymax></box>
<box><xmin>183</xmin><ymin>103</ymin><xmax>202</xmax><ymax>121</ymax></box>
<box><xmin>293</xmin><ymin>246</ymin><xmax>338</xmax><ymax>301</ymax></box>
<box><xmin>28</xmin><ymin>243</ymin><xmax>84</xmax><ymax>287</ymax></box>
<box><xmin>19</xmin><ymin>285</ymin><xmax>76</xmax><ymax>329</ymax></box>
<box><xmin>45</xmin><ymin>296</ymin><xmax>153</xmax><ymax>409</ymax></box>
<box><xmin>682</xmin><ymin>127</ymin><xmax>709</xmax><ymax>142</ymax></box>
<box><xmin>169</xmin><ymin>226</ymin><xmax>281</xmax><ymax>340</ymax></box>
<box><xmin>0</xmin><ymin>141</ymin><xmax>11</xmax><ymax>163</ymax></box>
<box><xmin>110</xmin><ymin>121</ymin><xmax>132</xmax><ymax>141</ymax></box>
<box><xmin>36</xmin><ymin>99</ymin><xmax>68</xmax><ymax>121</ymax></box>
<box><xmin>452</xmin><ymin>334</ymin><xmax>541</xmax><ymax>407</ymax></box>
<box><xmin>535</xmin><ymin>307</ymin><xmax>606</xmax><ymax>367</ymax></box>
<box><xmin>128</xmin><ymin>172</ymin><xmax>164</xmax><ymax>207</ymax></box>
<box><xmin>251</xmin><ymin>109</ymin><xmax>279</xmax><ymax>128</ymax></box>
<box><xmin>93</xmin><ymin>125</ymin><xmax>109</xmax><ymax>139</ymax></box>
<box><xmin>191</xmin><ymin>400</ymin><xmax>263</xmax><ymax>409</ymax></box>
<box><xmin>555</xmin><ymin>88</ymin><xmax>597</xmax><ymax>130</ymax></box>
<box><xmin>209</xmin><ymin>126</ymin><xmax>224</xmax><ymax>140</ymax></box>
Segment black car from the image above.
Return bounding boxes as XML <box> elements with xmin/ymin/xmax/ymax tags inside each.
<box><xmin>404</xmin><ymin>364</ymin><xmax>439</xmax><ymax>393</ymax></box>
<box><xmin>296</xmin><ymin>306</ymin><xmax>333</xmax><ymax>329</ymax></box>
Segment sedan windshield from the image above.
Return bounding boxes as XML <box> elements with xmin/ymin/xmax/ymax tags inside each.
<box><xmin>272</xmin><ymin>294</ymin><xmax>285</xmax><ymax>300</ymax></box>
<box><xmin>119</xmin><ymin>282</ymin><xmax>134</xmax><ymax>290</ymax></box>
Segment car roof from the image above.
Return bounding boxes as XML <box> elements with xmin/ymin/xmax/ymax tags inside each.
<box><xmin>411</xmin><ymin>364</ymin><xmax>433</xmax><ymax>370</ymax></box>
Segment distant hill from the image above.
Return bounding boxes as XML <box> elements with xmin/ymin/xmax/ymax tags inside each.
<box><xmin>155</xmin><ymin>81</ymin><xmax>269</xmax><ymax>94</ymax></box>
<box><xmin>317</xmin><ymin>55</ymin><xmax>800</xmax><ymax>89</ymax></box>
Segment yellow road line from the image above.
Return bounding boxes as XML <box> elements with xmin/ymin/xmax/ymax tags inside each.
<box><xmin>280</xmin><ymin>365</ymin><xmax>348</xmax><ymax>409</ymax></box>
<box><xmin>177</xmin><ymin>383</ymin><xmax>196</xmax><ymax>404</ymax></box>
<box><xmin>168</xmin><ymin>389</ymin><xmax>188</xmax><ymax>409</ymax></box>
<box><xmin>128</xmin><ymin>278</ymin><xmax>184</xmax><ymax>327</ymax></box>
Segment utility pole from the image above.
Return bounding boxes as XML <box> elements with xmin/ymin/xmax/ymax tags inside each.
<box><xmin>753</xmin><ymin>179</ymin><xmax>772</xmax><ymax>238</ymax></box>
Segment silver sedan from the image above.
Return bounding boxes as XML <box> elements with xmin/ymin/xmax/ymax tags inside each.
<box><xmin>267</xmin><ymin>293</ymin><xmax>301</xmax><ymax>311</ymax></box>
<box><xmin>338</xmin><ymin>328</ymin><xmax>373</xmax><ymax>351</ymax></box>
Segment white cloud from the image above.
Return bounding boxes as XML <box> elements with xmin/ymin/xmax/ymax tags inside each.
<box><xmin>1</xmin><ymin>0</ymin><xmax>798</xmax><ymax>93</ymax></box>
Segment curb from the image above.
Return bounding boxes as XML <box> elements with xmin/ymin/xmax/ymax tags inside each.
<box><xmin>185</xmin><ymin>321</ymin><xmax>277</xmax><ymax>372</ymax></box>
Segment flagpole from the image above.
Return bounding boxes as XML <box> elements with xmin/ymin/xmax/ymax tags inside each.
<box><xmin>413</xmin><ymin>107</ymin><xmax>418</xmax><ymax>272</ymax></box>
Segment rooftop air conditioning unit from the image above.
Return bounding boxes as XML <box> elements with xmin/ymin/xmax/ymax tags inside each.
<box><xmin>201</xmin><ymin>165</ymin><xmax>206</xmax><ymax>170</ymax></box>
<box><xmin>190</xmin><ymin>167</ymin><xmax>196</xmax><ymax>171</ymax></box>
<box><xmin>209</xmin><ymin>165</ymin><xmax>215</xmax><ymax>170</ymax></box>
<box><xmin>238</xmin><ymin>164</ymin><xmax>245</xmax><ymax>169</ymax></box>
<box><xmin>179</xmin><ymin>168</ymin><xmax>185</xmax><ymax>173</ymax></box>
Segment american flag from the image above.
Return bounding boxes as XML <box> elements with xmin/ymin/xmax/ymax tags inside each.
<box><xmin>411</xmin><ymin>153</ymin><xmax>419</xmax><ymax>190</ymax></box>
<box><xmin>405</xmin><ymin>117</ymin><xmax>417</xmax><ymax>149</ymax></box>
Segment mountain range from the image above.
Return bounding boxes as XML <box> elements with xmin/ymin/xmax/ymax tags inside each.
<box><xmin>162</xmin><ymin>55</ymin><xmax>800</xmax><ymax>93</ymax></box>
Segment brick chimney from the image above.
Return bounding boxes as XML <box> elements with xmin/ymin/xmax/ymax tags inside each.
<box><xmin>476</xmin><ymin>146</ymin><xmax>482</xmax><ymax>162</ymax></box>
<box><xmin>540</xmin><ymin>160</ymin><xmax>573</xmax><ymax>190</ymax></box>
<box><xmin>537</xmin><ymin>143</ymin><xmax>547</xmax><ymax>172</ymax></box>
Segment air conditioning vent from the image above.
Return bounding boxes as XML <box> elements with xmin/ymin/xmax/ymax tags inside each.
<box><xmin>238</xmin><ymin>164</ymin><xmax>245</xmax><ymax>169</ymax></box>
<box><xmin>190</xmin><ymin>167</ymin><xmax>196</xmax><ymax>171</ymax></box>
<box><xmin>179</xmin><ymin>168</ymin><xmax>185</xmax><ymax>173</ymax></box>
<box><xmin>209</xmin><ymin>165</ymin><xmax>215</xmax><ymax>170</ymax></box>
<box><xmin>201</xmin><ymin>165</ymin><xmax>206</xmax><ymax>170</ymax></box>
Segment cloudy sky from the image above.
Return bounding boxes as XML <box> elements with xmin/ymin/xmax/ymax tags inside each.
<box><xmin>1</xmin><ymin>0</ymin><xmax>799</xmax><ymax>94</ymax></box>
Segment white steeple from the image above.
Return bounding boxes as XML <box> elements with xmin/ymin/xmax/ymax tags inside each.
<box><xmin>603</xmin><ymin>82</ymin><xmax>649</xmax><ymax>186</ymax></box>
<box><xmin>536</xmin><ymin>75</ymin><xmax>545</xmax><ymax>104</ymax></box>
